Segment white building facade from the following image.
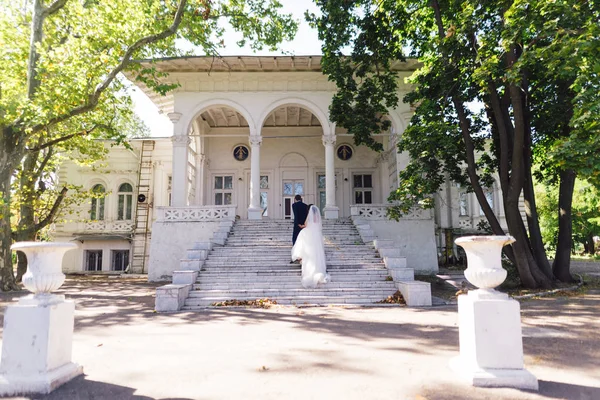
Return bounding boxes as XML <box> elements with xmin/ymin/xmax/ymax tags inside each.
<box><xmin>53</xmin><ymin>56</ymin><xmax>510</xmax><ymax>279</ymax></box>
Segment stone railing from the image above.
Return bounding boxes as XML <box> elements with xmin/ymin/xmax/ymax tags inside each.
<box><xmin>84</xmin><ymin>220</ymin><xmax>135</xmax><ymax>232</ymax></box>
<box><xmin>155</xmin><ymin>205</ymin><xmax>237</xmax><ymax>222</ymax></box>
<box><xmin>350</xmin><ymin>204</ymin><xmax>432</xmax><ymax>220</ymax></box>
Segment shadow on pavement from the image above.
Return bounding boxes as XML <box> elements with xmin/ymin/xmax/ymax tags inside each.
<box><xmin>538</xmin><ymin>380</ymin><xmax>600</xmax><ymax>399</ymax></box>
<box><xmin>29</xmin><ymin>375</ymin><xmax>194</xmax><ymax>400</ymax></box>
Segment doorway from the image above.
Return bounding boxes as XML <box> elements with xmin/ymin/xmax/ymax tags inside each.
<box><xmin>282</xmin><ymin>179</ymin><xmax>304</xmax><ymax>219</ymax></box>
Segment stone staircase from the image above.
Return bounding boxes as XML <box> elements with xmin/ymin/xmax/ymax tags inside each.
<box><xmin>181</xmin><ymin>218</ymin><xmax>399</xmax><ymax>309</ymax></box>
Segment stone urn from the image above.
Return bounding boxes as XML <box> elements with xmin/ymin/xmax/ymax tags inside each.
<box><xmin>11</xmin><ymin>242</ymin><xmax>77</xmax><ymax>304</ymax></box>
<box><xmin>455</xmin><ymin>235</ymin><xmax>515</xmax><ymax>291</ymax></box>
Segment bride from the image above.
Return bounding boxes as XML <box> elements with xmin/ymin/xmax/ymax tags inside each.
<box><xmin>291</xmin><ymin>205</ymin><xmax>330</xmax><ymax>288</ymax></box>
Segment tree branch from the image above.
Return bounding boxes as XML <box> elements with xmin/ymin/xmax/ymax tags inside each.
<box><xmin>43</xmin><ymin>0</ymin><xmax>68</xmax><ymax>17</ymax></box>
<box><xmin>13</xmin><ymin>186</ymin><xmax>68</xmax><ymax>239</ymax></box>
<box><xmin>33</xmin><ymin>147</ymin><xmax>54</xmax><ymax>183</ymax></box>
<box><xmin>30</xmin><ymin>0</ymin><xmax>188</xmax><ymax>134</ymax></box>
<box><xmin>27</xmin><ymin>124</ymin><xmax>99</xmax><ymax>151</ymax></box>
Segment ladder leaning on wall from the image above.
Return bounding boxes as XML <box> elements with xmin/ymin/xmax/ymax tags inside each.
<box><xmin>131</xmin><ymin>140</ymin><xmax>155</xmax><ymax>274</ymax></box>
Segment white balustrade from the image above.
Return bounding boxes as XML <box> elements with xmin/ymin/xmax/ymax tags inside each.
<box><xmin>84</xmin><ymin>220</ymin><xmax>135</xmax><ymax>232</ymax></box>
<box><xmin>350</xmin><ymin>204</ymin><xmax>431</xmax><ymax>220</ymax></box>
<box><xmin>155</xmin><ymin>205</ymin><xmax>237</xmax><ymax>222</ymax></box>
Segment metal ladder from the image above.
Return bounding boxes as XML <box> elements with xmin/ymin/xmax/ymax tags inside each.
<box><xmin>131</xmin><ymin>140</ymin><xmax>155</xmax><ymax>273</ymax></box>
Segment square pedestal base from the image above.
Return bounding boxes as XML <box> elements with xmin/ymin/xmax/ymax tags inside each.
<box><xmin>0</xmin><ymin>362</ymin><xmax>83</xmax><ymax>396</ymax></box>
<box><xmin>451</xmin><ymin>357</ymin><xmax>538</xmax><ymax>391</ymax></box>
<box><xmin>247</xmin><ymin>207</ymin><xmax>263</xmax><ymax>220</ymax></box>
<box><xmin>454</xmin><ymin>290</ymin><xmax>538</xmax><ymax>391</ymax></box>
<box><xmin>0</xmin><ymin>299</ymin><xmax>82</xmax><ymax>395</ymax></box>
<box><xmin>323</xmin><ymin>206</ymin><xmax>339</xmax><ymax>219</ymax></box>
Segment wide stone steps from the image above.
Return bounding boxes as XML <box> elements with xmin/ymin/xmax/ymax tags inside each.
<box><xmin>178</xmin><ymin>218</ymin><xmax>401</xmax><ymax>309</ymax></box>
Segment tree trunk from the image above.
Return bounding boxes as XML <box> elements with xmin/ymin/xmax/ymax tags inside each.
<box><xmin>585</xmin><ymin>233</ymin><xmax>595</xmax><ymax>255</ymax></box>
<box><xmin>15</xmin><ymin>152</ymin><xmax>39</xmax><ymax>282</ymax></box>
<box><xmin>505</xmin><ymin>204</ymin><xmax>554</xmax><ymax>289</ymax></box>
<box><xmin>553</xmin><ymin>169</ymin><xmax>576</xmax><ymax>282</ymax></box>
<box><xmin>0</xmin><ymin>171</ymin><xmax>18</xmax><ymax>291</ymax></box>
<box><xmin>523</xmin><ymin>165</ymin><xmax>553</xmax><ymax>279</ymax></box>
<box><xmin>521</xmin><ymin>89</ymin><xmax>553</xmax><ymax>280</ymax></box>
<box><xmin>16</xmin><ymin>251</ymin><xmax>28</xmax><ymax>282</ymax></box>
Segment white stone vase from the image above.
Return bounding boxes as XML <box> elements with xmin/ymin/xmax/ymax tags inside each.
<box><xmin>455</xmin><ymin>235</ymin><xmax>515</xmax><ymax>291</ymax></box>
<box><xmin>11</xmin><ymin>242</ymin><xmax>77</xmax><ymax>298</ymax></box>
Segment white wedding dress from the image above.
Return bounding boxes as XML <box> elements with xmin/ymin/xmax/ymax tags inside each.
<box><xmin>291</xmin><ymin>205</ymin><xmax>330</xmax><ymax>288</ymax></box>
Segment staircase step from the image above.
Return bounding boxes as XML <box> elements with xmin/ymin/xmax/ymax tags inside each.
<box><xmin>182</xmin><ymin>293</ymin><xmax>398</xmax><ymax>308</ymax></box>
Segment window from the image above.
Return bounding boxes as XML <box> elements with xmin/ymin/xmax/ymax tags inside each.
<box><xmin>90</xmin><ymin>184</ymin><xmax>105</xmax><ymax>220</ymax></box>
<box><xmin>167</xmin><ymin>175</ymin><xmax>172</xmax><ymax>206</ymax></box>
<box><xmin>316</xmin><ymin>174</ymin><xmax>337</xmax><ymax>215</ymax></box>
<box><xmin>117</xmin><ymin>183</ymin><xmax>133</xmax><ymax>220</ymax></box>
<box><xmin>214</xmin><ymin>175</ymin><xmax>233</xmax><ymax>205</ymax></box>
<box><xmin>353</xmin><ymin>174</ymin><xmax>373</xmax><ymax>204</ymax></box>
<box><xmin>459</xmin><ymin>192</ymin><xmax>469</xmax><ymax>216</ymax></box>
<box><xmin>260</xmin><ymin>175</ymin><xmax>268</xmax><ymax>217</ymax></box>
<box><xmin>85</xmin><ymin>250</ymin><xmax>102</xmax><ymax>271</ymax></box>
<box><xmin>479</xmin><ymin>189</ymin><xmax>494</xmax><ymax>216</ymax></box>
<box><xmin>111</xmin><ymin>250</ymin><xmax>129</xmax><ymax>272</ymax></box>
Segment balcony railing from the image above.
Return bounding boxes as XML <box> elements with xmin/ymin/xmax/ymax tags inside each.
<box><xmin>155</xmin><ymin>205</ymin><xmax>237</xmax><ymax>222</ymax></box>
<box><xmin>84</xmin><ymin>220</ymin><xmax>135</xmax><ymax>232</ymax></box>
<box><xmin>350</xmin><ymin>204</ymin><xmax>432</xmax><ymax>220</ymax></box>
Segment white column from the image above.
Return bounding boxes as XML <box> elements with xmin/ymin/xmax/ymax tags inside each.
<box><xmin>322</xmin><ymin>135</ymin><xmax>339</xmax><ymax>219</ymax></box>
<box><xmin>196</xmin><ymin>154</ymin><xmax>205</xmax><ymax>205</ymax></box>
<box><xmin>247</xmin><ymin>135</ymin><xmax>263</xmax><ymax>220</ymax></box>
<box><xmin>168</xmin><ymin>112</ymin><xmax>189</xmax><ymax>207</ymax></box>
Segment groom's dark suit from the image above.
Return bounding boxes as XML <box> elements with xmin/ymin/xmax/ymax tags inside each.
<box><xmin>292</xmin><ymin>201</ymin><xmax>309</xmax><ymax>245</ymax></box>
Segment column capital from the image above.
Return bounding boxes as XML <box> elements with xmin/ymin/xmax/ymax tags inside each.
<box><xmin>249</xmin><ymin>135</ymin><xmax>263</xmax><ymax>147</ymax></box>
<box><xmin>171</xmin><ymin>135</ymin><xmax>191</xmax><ymax>147</ymax></box>
<box><xmin>322</xmin><ymin>134</ymin><xmax>336</xmax><ymax>147</ymax></box>
<box><xmin>167</xmin><ymin>112</ymin><xmax>183</xmax><ymax>123</ymax></box>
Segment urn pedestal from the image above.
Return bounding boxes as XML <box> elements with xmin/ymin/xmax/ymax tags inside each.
<box><xmin>451</xmin><ymin>236</ymin><xmax>538</xmax><ymax>391</ymax></box>
<box><xmin>0</xmin><ymin>242</ymin><xmax>83</xmax><ymax>396</ymax></box>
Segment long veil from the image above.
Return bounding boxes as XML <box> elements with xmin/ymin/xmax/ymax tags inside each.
<box><xmin>292</xmin><ymin>205</ymin><xmax>330</xmax><ymax>288</ymax></box>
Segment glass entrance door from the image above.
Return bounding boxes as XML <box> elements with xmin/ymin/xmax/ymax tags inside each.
<box><xmin>282</xmin><ymin>180</ymin><xmax>304</xmax><ymax>219</ymax></box>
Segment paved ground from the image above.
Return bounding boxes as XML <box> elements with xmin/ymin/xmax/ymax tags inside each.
<box><xmin>0</xmin><ymin>275</ymin><xmax>599</xmax><ymax>400</ymax></box>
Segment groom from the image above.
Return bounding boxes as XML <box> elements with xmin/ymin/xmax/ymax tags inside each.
<box><xmin>291</xmin><ymin>194</ymin><xmax>309</xmax><ymax>246</ymax></box>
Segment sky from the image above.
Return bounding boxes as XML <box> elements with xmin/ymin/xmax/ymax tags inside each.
<box><xmin>131</xmin><ymin>0</ymin><xmax>324</xmax><ymax>137</ymax></box>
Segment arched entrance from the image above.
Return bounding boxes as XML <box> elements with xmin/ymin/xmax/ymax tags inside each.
<box><xmin>258</xmin><ymin>103</ymin><xmax>327</xmax><ymax>219</ymax></box>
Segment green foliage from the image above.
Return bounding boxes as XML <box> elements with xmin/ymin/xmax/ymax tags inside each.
<box><xmin>312</xmin><ymin>0</ymin><xmax>600</xmax><ymax>214</ymax></box>
<box><xmin>536</xmin><ymin>178</ymin><xmax>600</xmax><ymax>253</ymax></box>
<box><xmin>0</xmin><ymin>0</ymin><xmax>298</xmax><ymax>289</ymax></box>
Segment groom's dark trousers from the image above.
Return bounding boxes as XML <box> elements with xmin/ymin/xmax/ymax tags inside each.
<box><xmin>292</xmin><ymin>201</ymin><xmax>309</xmax><ymax>245</ymax></box>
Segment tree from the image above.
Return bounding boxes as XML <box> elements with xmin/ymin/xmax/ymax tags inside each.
<box><xmin>11</xmin><ymin>110</ymin><xmax>147</xmax><ymax>282</ymax></box>
<box><xmin>310</xmin><ymin>0</ymin><xmax>599</xmax><ymax>288</ymax></box>
<box><xmin>0</xmin><ymin>0</ymin><xmax>298</xmax><ymax>290</ymax></box>
<box><xmin>537</xmin><ymin>179</ymin><xmax>600</xmax><ymax>255</ymax></box>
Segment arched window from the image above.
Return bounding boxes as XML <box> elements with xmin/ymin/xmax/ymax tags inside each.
<box><xmin>90</xmin><ymin>184</ymin><xmax>105</xmax><ymax>220</ymax></box>
<box><xmin>117</xmin><ymin>183</ymin><xmax>133</xmax><ymax>220</ymax></box>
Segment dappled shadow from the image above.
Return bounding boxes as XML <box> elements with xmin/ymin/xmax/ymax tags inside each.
<box><xmin>27</xmin><ymin>374</ymin><xmax>194</xmax><ymax>400</ymax></box>
<box><xmin>520</xmin><ymin>294</ymin><xmax>600</xmax><ymax>374</ymax></box>
<box><xmin>1</xmin><ymin>276</ymin><xmax>598</xmax><ymax>379</ymax></box>
<box><xmin>418</xmin><ymin>379</ymin><xmax>600</xmax><ymax>400</ymax></box>
<box><xmin>163</xmin><ymin>306</ymin><xmax>460</xmax><ymax>357</ymax></box>
<box><xmin>0</xmin><ymin>276</ymin><xmax>161</xmax><ymax>335</ymax></box>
